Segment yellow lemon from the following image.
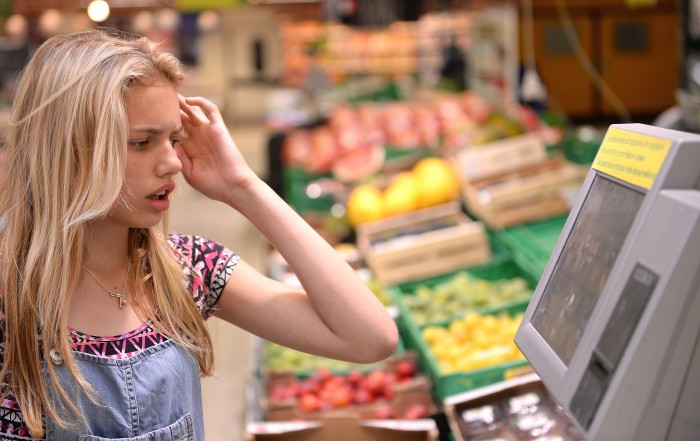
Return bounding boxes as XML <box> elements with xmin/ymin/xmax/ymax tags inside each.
<box><xmin>382</xmin><ymin>172</ymin><xmax>420</xmax><ymax>217</ymax></box>
<box><xmin>346</xmin><ymin>184</ymin><xmax>384</xmax><ymax>227</ymax></box>
<box><xmin>412</xmin><ymin>157</ymin><xmax>461</xmax><ymax>208</ymax></box>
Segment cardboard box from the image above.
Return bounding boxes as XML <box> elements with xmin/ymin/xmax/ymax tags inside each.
<box><xmin>246</xmin><ymin>416</ymin><xmax>439</xmax><ymax>441</ymax></box>
<box><xmin>357</xmin><ymin>202</ymin><xmax>492</xmax><ymax>285</ymax></box>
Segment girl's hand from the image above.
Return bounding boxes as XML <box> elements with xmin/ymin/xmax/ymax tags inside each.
<box><xmin>177</xmin><ymin>95</ymin><xmax>257</xmax><ymax>203</ymax></box>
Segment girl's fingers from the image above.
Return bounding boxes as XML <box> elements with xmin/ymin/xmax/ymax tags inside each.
<box><xmin>178</xmin><ymin>95</ymin><xmax>199</xmax><ymax>123</ymax></box>
<box><xmin>184</xmin><ymin>96</ymin><xmax>224</xmax><ymax>125</ymax></box>
<box><xmin>174</xmin><ymin>144</ymin><xmax>192</xmax><ymax>174</ymax></box>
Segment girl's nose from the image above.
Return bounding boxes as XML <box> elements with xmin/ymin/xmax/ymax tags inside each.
<box><xmin>156</xmin><ymin>141</ymin><xmax>182</xmax><ymax>177</ymax></box>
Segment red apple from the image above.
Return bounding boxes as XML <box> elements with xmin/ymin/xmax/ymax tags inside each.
<box><xmin>395</xmin><ymin>360</ymin><xmax>416</xmax><ymax>379</ymax></box>
<box><xmin>364</xmin><ymin>369</ymin><xmax>387</xmax><ymax>395</ymax></box>
<box><xmin>353</xmin><ymin>388</ymin><xmax>374</xmax><ymax>405</ymax></box>
<box><xmin>299</xmin><ymin>393</ymin><xmax>321</xmax><ymax>412</ymax></box>
<box><xmin>346</xmin><ymin>370</ymin><xmax>364</xmax><ymax>387</ymax></box>
<box><xmin>403</xmin><ymin>403</ymin><xmax>430</xmax><ymax>419</ymax></box>
<box><xmin>330</xmin><ymin>386</ymin><xmax>353</xmax><ymax>408</ymax></box>
<box><xmin>374</xmin><ymin>405</ymin><xmax>395</xmax><ymax>420</ymax></box>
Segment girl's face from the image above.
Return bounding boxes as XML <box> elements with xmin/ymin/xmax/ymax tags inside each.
<box><xmin>108</xmin><ymin>83</ymin><xmax>183</xmax><ymax>229</ymax></box>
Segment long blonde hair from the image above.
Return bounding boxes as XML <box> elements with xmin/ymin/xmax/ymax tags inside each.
<box><xmin>0</xmin><ymin>29</ymin><xmax>214</xmax><ymax>437</ymax></box>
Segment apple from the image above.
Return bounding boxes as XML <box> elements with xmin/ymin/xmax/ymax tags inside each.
<box><xmin>353</xmin><ymin>388</ymin><xmax>374</xmax><ymax>405</ymax></box>
<box><xmin>374</xmin><ymin>405</ymin><xmax>395</xmax><ymax>420</ymax></box>
<box><xmin>395</xmin><ymin>360</ymin><xmax>416</xmax><ymax>379</ymax></box>
<box><xmin>330</xmin><ymin>387</ymin><xmax>353</xmax><ymax>408</ymax></box>
<box><xmin>346</xmin><ymin>370</ymin><xmax>364</xmax><ymax>387</ymax></box>
<box><xmin>363</xmin><ymin>369</ymin><xmax>386</xmax><ymax>395</ymax></box>
<box><xmin>299</xmin><ymin>393</ymin><xmax>321</xmax><ymax>412</ymax></box>
<box><xmin>403</xmin><ymin>403</ymin><xmax>430</xmax><ymax>419</ymax></box>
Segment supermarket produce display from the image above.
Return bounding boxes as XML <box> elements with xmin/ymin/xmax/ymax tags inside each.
<box><xmin>257</xmin><ymin>81</ymin><xmax>596</xmax><ymax>441</ymax></box>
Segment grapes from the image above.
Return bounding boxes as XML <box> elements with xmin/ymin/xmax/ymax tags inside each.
<box><xmin>404</xmin><ymin>273</ymin><xmax>532</xmax><ymax>326</ymax></box>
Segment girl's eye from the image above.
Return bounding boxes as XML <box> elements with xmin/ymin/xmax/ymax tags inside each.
<box><xmin>129</xmin><ymin>140</ymin><xmax>149</xmax><ymax>149</ymax></box>
<box><xmin>170</xmin><ymin>139</ymin><xmax>181</xmax><ymax>148</ymax></box>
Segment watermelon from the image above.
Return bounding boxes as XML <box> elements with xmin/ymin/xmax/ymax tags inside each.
<box><xmin>332</xmin><ymin>145</ymin><xmax>385</xmax><ymax>183</ymax></box>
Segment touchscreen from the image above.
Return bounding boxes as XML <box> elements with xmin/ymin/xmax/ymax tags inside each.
<box><xmin>531</xmin><ymin>175</ymin><xmax>644</xmax><ymax>365</ymax></box>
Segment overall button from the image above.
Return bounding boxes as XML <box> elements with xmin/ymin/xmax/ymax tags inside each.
<box><xmin>49</xmin><ymin>348</ymin><xmax>63</xmax><ymax>365</ymax></box>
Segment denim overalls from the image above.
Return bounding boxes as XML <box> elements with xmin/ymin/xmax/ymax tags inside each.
<box><xmin>45</xmin><ymin>339</ymin><xmax>204</xmax><ymax>440</ymax></box>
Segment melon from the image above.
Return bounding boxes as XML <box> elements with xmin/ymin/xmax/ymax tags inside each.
<box><xmin>332</xmin><ymin>145</ymin><xmax>385</xmax><ymax>183</ymax></box>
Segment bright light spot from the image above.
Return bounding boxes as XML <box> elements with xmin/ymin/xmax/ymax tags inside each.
<box><xmin>132</xmin><ymin>11</ymin><xmax>154</xmax><ymax>35</ymax></box>
<box><xmin>5</xmin><ymin>14</ymin><xmax>28</xmax><ymax>36</ymax></box>
<box><xmin>87</xmin><ymin>0</ymin><xmax>110</xmax><ymax>23</ymax></box>
<box><xmin>154</xmin><ymin>8</ymin><xmax>180</xmax><ymax>31</ymax></box>
<box><xmin>38</xmin><ymin>9</ymin><xmax>63</xmax><ymax>36</ymax></box>
<box><xmin>197</xmin><ymin>10</ymin><xmax>220</xmax><ymax>33</ymax></box>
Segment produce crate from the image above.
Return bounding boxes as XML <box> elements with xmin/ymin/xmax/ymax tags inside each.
<box><xmin>389</xmin><ymin>260</ymin><xmax>536</xmax><ymax>403</ymax></box>
<box><xmin>452</xmin><ymin>134</ymin><xmax>549</xmax><ymax>182</ymax></box>
<box><xmin>262</xmin><ymin>352</ymin><xmax>438</xmax><ymax>422</ymax></box>
<box><xmin>460</xmin><ymin>156</ymin><xmax>585</xmax><ymax>230</ymax></box>
<box><xmin>406</xmin><ymin>309</ymin><xmax>529</xmax><ymax>404</ymax></box>
<box><xmin>493</xmin><ymin>215</ymin><xmax>568</xmax><ymax>283</ymax></box>
<box><xmin>259</xmin><ymin>337</ymin><xmax>406</xmax><ymax>379</ymax></box>
<box><xmin>389</xmin><ymin>258</ymin><xmax>537</xmax><ymax>351</ymax></box>
<box><xmin>562</xmin><ymin>133</ymin><xmax>601</xmax><ymax>165</ymax></box>
<box><xmin>443</xmin><ymin>372</ymin><xmax>585</xmax><ymax>441</ymax></box>
<box><xmin>283</xmin><ymin>167</ymin><xmax>335</xmax><ymax>214</ymax></box>
<box><xmin>452</xmin><ymin>134</ymin><xmax>586</xmax><ymax>230</ymax></box>
<box><xmin>356</xmin><ymin>202</ymin><xmax>492</xmax><ymax>285</ymax></box>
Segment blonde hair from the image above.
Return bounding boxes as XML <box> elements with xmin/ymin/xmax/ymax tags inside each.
<box><xmin>0</xmin><ymin>29</ymin><xmax>214</xmax><ymax>436</ymax></box>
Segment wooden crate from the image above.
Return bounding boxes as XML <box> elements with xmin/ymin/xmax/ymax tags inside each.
<box><xmin>356</xmin><ymin>203</ymin><xmax>492</xmax><ymax>285</ymax></box>
<box><xmin>452</xmin><ymin>134</ymin><xmax>549</xmax><ymax>182</ymax></box>
<box><xmin>461</xmin><ymin>157</ymin><xmax>586</xmax><ymax>230</ymax></box>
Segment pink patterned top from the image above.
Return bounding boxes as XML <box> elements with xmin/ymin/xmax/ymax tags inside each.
<box><xmin>0</xmin><ymin>234</ymin><xmax>238</xmax><ymax>439</ymax></box>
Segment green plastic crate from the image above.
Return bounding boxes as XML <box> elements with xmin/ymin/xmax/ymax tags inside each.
<box><xmin>563</xmin><ymin>134</ymin><xmax>601</xmax><ymax>165</ymax></box>
<box><xmin>283</xmin><ymin>167</ymin><xmax>335</xmax><ymax>214</ymax></box>
<box><xmin>388</xmin><ymin>259</ymin><xmax>536</xmax><ymax>402</ymax></box>
<box><xmin>402</xmin><ymin>299</ymin><xmax>530</xmax><ymax>403</ymax></box>
<box><xmin>493</xmin><ymin>216</ymin><xmax>568</xmax><ymax>283</ymax></box>
<box><xmin>389</xmin><ymin>258</ymin><xmax>536</xmax><ymax>349</ymax></box>
<box><xmin>259</xmin><ymin>337</ymin><xmax>406</xmax><ymax>379</ymax></box>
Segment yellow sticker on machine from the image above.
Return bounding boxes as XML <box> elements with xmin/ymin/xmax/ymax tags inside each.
<box><xmin>592</xmin><ymin>127</ymin><xmax>672</xmax><ymax>189</ymax></box>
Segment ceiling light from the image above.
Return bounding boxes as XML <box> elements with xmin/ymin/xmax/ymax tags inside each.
<box><xmin>87</xmin><ymin>0</ymin><xmax>110</xmax><ymax>23</ymax></box>
<box><xmin>5</xmin><ymin>14</ymin><xmax>28</xmax><ymax>36</ymax></box>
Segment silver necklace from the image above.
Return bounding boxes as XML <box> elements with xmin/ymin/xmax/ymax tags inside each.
<box><xmin>83</xmin><ymin>260</ymin><xmax>130</xmax><ymax>309</ymax></box>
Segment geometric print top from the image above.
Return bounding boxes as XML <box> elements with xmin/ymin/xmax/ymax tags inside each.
<box><xmin>0</xmin><ymin>234</ymin><xmax>238</xmax><ymax>439</ymax></box>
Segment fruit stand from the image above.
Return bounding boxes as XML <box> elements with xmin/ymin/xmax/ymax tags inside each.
<box><xmin>253</xmin><ymin>88</ymin><xmax>586</xmax><ymax>441</ymax></box>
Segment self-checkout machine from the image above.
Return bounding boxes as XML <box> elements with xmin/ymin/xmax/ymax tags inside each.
<box><xmin>514</xmin><ymin>123</ymin><xmax>700</xmax><ymax>440</ymax></box>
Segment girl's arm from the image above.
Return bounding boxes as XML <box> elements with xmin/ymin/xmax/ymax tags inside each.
<box><xmin>176</xmin><ymin>96</ymin><xmax>398</xmax><ymax>363</ymax></box>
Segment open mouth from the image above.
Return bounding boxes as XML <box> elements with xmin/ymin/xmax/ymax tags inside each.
<box><xmin>147</xmin><ymin>190</ymin><xmax>169</xmax><ymax>200</ymax></box>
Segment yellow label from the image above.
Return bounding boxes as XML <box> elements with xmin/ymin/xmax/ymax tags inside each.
<box><xmin>177</xmin><ymin>0</ymin><xmax>244</xmax><ymax>11</ymax></box>
<box><xmin>592</xmin><ymin>127</ymin><xmax>672</xmax><ymax>189</ymax></box>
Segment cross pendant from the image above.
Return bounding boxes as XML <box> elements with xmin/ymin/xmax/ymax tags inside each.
<box><xmin>119</xmin><ymin>296</ymin><xmax>126</xmax><ymax>309</ymax></box>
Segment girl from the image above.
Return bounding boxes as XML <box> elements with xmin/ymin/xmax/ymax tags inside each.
<box><xmin>0</xmin><ymin>29</ymin><xmax>398</xmax><ymax>439</ymax></box>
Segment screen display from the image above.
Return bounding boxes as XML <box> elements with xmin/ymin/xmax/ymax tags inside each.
<box><xmin>531</xmin><ymin>175</ymin><xmax>645</xmax><ymax>365</ymax></box>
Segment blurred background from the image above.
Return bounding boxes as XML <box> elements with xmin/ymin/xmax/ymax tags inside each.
<box><xmin>0</xmin><ymin>0</ymin><xmax>695</xmax><ymax>440</ymax></box>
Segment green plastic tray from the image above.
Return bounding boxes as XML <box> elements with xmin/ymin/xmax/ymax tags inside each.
<box><xmin>283</xmin><ymin>167</ymin><xmax>335</xmax><ymax>214</ymax></box>
<box><xmin>402</xmin><ymin>300</ymin><xmax>530</xmax><ymax>403</ymax></box>
<box><xmin>493</xmin><ymin>216</ymin><xmax>568</xmax><ymax>283</ymax></box>
<box><xmin>388</xmin><ymin>259</ymin><xmax>536</xmax><ymax>402</ymax></box>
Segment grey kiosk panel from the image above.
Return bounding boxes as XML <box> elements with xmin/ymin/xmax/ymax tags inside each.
<box><xmin>514</xmin><ymin>124</ymin><xmax>700</xmax><ymax>441</ymax></box>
